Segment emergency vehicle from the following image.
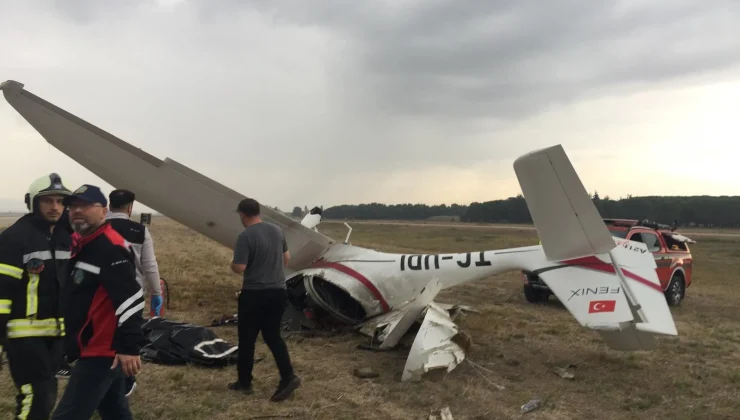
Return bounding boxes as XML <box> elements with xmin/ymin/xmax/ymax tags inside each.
<box><xmin>522</xmin><ymin>218</ymin><xmax>696</xmax><ymax>306</ymax></box>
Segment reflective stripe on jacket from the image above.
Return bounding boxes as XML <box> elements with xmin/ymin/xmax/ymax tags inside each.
<box><xmin>0</xmin><ymin>213</ymin><xmax>71</xmax><ymax>341</ymax></box>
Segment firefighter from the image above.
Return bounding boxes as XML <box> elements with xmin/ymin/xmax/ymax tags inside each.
<box><xmin>0</xmin><ymin>173</ymin><xmax>73</xmax><ymax>420</ymax></box>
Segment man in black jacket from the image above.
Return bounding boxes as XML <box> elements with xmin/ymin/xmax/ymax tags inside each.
<box><xmin>51</xmin><ymin>185</ymin><xmax>147</xmax><ymax>420</ymax></box>
<box><xmin>0</xmin><ymin>173</ymin><xmax>72</xmax><ymax>420</ymax></box>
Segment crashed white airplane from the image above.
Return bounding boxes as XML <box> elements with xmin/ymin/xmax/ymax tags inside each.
<box><xmin>1</xmin><ymin>80</ymin><xmax>679</xmax><ymax>381</ymax></box>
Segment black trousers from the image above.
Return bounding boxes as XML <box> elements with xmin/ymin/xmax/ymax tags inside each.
<box><xmin>51</xmin><ymin>357</ymin><xmax>132</xmax><ymax>420</ymax></box>
<box><xmin>237</xmin><ymin>288</ymin><xmax>294</xmax><ymax>385</ymax></box>
<box><xmin>5</xmin><ymin>336</ymin><xmax>64</xmax><ymax>420</ymax></box>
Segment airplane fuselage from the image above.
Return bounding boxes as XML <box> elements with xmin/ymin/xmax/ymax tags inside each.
<box><xmin>289</xmin><ymin>242</ymin><xmax>546</xmax><ymax>323</ymax></box>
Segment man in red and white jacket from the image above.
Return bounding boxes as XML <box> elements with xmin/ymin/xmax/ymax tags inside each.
<box><xmin>51</xmin><ymin>184</ymin><xmax>147</xmax><ymax>420</ymax></box>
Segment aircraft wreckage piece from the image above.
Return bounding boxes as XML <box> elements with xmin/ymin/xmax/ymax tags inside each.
<box><xmin>2</xmin><ymin>80</ymin><xmax>680</xmax><ymax>382</ymax></box>
<box><xmin>402</xmin><ymin>302</ymin><xmax>470</xmax><ymax>382</ymax></box>
<box><xmin>375</xmin><ymin>278</ymin><xmax>443</xmax><ymax>349</ymax></box>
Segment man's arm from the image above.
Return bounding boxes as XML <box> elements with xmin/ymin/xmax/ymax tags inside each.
<box><xmin>101</xmin><ymin>247</ymin><xmax>147</xmax><ymax>355</ymax></box>
<box><xmin>282</xmin><ymin>233</ymin><xmax>290</xmax><ymax>268</ymax></box>
<box><xmin>101</xmin><ymin>246</ymin><xmax>147</xmax><ymax>376</ymax></box>
<box><xmin>231</xmin><ymin>231</ymin><xmax>249</xmax><ymax>274</ymax></box>
<box><xmin>0</xmin><ymin>233</ymin><xmax>24</xmax><ymax>355</ymax></box>
<box><xmin>141</xmin><ymin>227</ymin><xmax>162</xmax><ymax>296</ymax></box>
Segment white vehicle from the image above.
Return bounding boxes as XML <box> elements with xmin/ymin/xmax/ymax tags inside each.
<box><xmin>1</xmin><ymin>80</ymin><xmax>679</xmax><ymax>381</ymax></box>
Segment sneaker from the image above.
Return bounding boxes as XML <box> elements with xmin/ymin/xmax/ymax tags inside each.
<box><xmin>270</xmin><ymin>375</ymin><xmax>301</xmax><ymax>402</ymax></box>
<box><xmin>125</xmin><ymin>376</ymin><xmax>137</xmax><ymax>398</ymax></box>
<box><xmin>228</xmin><ymin>381</ymin><xmax>254</xmax><ymax>394</ymax></box>
<box><xmin>55</xmin><ymin>363</ymin><xmax>71</xmax><ymax>379</ymax></box>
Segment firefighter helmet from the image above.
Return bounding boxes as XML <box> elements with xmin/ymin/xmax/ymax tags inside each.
<box><xmin>24</xmin><ymin>173</ymin><xmax>72</xmax><ymax>211</ymax></box>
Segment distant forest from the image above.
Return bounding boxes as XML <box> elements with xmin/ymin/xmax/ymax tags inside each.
<box><xmin>319</xmin><ymin>193</ymin><xmax>740</xmax><ymax>228</ymax></box>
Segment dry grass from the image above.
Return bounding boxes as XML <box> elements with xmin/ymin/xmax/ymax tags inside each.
<box><xmin>2</xmin><ymin>217</ymin><xmax>740</xmax><ymax>419</ymax></box>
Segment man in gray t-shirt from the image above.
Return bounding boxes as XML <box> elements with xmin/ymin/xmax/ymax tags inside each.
<box><xmin>228</xmin><ymin>197</ymin><xmax>301</xmax><ymax>402</ymax></box>
<box><xmin>233</xmin><ymin>221</ymin><xmax>289</xmax><ymax>290</ymax></box>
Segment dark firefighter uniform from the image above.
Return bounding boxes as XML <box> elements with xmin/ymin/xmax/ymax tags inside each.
<box><xmin>0</xmin><ymin>174</ymin><xmax>73</xmax><ymax>420</ymax></box>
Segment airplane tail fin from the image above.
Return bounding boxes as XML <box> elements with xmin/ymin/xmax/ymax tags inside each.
<box><xmin>513</xmin><ymin>144</ymin><xmax>616</xmax><ymax>261</ymax></box>
<box><xmin>513</xmin><ymin>145</ymin><xmax>678</xmax><ymax>350</ymax></box>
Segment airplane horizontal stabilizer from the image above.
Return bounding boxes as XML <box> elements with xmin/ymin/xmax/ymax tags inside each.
<box><xmin>535</xmin><ymin>238</ymin><xmax>678</xmax><ymax>351</ymax></box>
<box><xmin>533</xmin><ymin>254</ymin><xmax>635</xmax><ymax>329</ymax></box>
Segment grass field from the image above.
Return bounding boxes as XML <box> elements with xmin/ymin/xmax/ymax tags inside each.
<box><xmin>2</xmin><ymin>218</ymin><xmax>740</xmax><ymax>419</ymax></box>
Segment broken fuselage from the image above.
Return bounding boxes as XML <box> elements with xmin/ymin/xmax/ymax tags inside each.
<box><xmin>284</xmin><ymin>239</ymin><xmax>543</xmax><ymax>327</ymax></box>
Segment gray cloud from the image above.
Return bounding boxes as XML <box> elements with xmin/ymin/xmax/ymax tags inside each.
<box><xmin>1</xmin><ymin>0</ymin><xmax>738</xmax><ymax>209</ymax></box>
<box><xmin>46</xmin><ymin>0</ymin><xmax>148</xmax><ymax>23</ymax></box>
<box><xmin>228</xmin><ymin>0</ymin><xmax>740</xmax><ymax>120</ymax></box>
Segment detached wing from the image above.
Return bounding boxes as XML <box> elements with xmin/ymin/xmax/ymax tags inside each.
<box><xmin>0</xmin><ymin>80</ymin><xmax>334</xmax><ymax>271</ymax></box>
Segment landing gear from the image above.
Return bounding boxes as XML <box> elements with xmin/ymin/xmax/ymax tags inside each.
<box><xmin>522</xmin><ymin>272</ymin><xmax>551</xmax><ymax>304</ymax></box>
<box><xmin>523</xmin><ymin>284</ymin><xmax>550</xmax><ymax>304</ymax></box>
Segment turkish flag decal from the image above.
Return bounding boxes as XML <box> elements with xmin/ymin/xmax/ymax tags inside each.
<box><xmin>588</xmin><ymin>300</ymin><xmax>616</xmax><ymax>313</ymax></box>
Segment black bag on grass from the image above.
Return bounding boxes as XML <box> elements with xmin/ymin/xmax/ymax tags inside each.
<box><xmin>140</xmin><ymin>317</ymin><xmax>238</xmax><ymax>367</ymax></box>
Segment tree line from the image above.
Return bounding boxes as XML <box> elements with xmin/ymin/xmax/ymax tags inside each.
<box><xmin>321</xmin><ymin>203</ymin><xmax>467</xmax><ymax>221</ymax></box>
<box><xmin>317</xmin><ymin>193</ymin><xmax>740</xmax><ymax>227</ymax></box>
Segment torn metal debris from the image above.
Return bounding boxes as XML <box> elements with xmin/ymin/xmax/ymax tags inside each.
<box><xmin>428</xmin><ymin>406</ymin><xmax>454</xmax><ymax>420</ymax></box>
<box><xmin>401</xmin><ymin>302</ymin><xmax>467</xmax><ymax>382</ymax></box>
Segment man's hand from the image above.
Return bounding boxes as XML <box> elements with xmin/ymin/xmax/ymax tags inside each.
<box><xmin>111</xmin><ymin>354</ymin><xmax>141</xmax><ymax>377</ymax></box>
<box><xmin>230</xmin><ymin>261</ymin><xmax>246</xmax><ymax>274</ymax></box>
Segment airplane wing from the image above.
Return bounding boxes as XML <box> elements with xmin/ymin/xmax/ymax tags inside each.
<box><xmin>0</xmin><ymin>80</ymin><xmax>335</xmax><ymax>271</ymax></box>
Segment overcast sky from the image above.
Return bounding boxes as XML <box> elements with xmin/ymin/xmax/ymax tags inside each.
<box><xmin>1</xmin><ymin>0</ymin><xmax>739</xmax><ymax>213</ymax></box>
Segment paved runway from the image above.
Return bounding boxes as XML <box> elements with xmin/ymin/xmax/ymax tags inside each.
<box><xmin>332</xmin><ymin>220</ymin><xmax>740</xmax><ymax>238</ymax></box>
<box><xmin>3</xmin><ymin>215</ymin><xmax>737</xmax><ymax>238</ymax></box>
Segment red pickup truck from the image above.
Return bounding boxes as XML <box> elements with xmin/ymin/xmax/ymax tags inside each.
<box><xmin>522</xmin><ymin>219</ymin><xmax>696</xmax><ymax>306</ymax></box>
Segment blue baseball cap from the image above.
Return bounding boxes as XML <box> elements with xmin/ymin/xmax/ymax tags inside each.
<box><xmin>63</xmin><ymin>184</ymin><xmax>108</xmax><ymax>207</ymax></box>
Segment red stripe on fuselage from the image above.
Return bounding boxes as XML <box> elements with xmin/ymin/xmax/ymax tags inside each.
<box><xmin>560</xmin><ymin>256</ymin><xmax>663</xmax><ymax>292</ymax></box>
<box><xmin>310</xmin><ymin>260</ymin><xmax>390</xmax><ymax>312</ymax></box>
